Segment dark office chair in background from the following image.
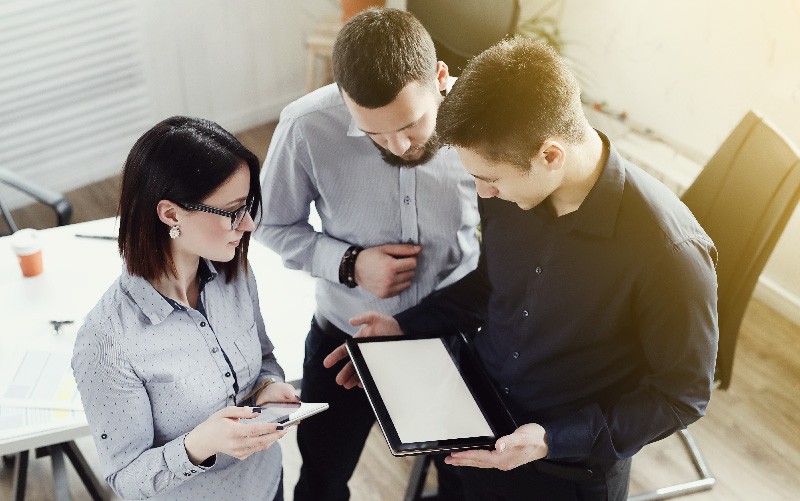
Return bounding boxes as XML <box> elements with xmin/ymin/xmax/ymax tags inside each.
<box><xmin>406</xmin><ymin>0</ymin><xmax>519</xmax><ymax>76</ymax></box>
<box><xmin>629</xmin><ymin>110</ymin><xmax>800</xmax><ymax>500</ymax></box>
<box><xmin>0</xmin><ymin>166</ymin><xmax>73</xmax><ymax>236</ymax></box>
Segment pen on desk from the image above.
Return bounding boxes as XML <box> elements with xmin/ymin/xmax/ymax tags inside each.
<box><xmin>75</xmin><ymin>234</ymin><xmax>117</xmax><ymax>240</ymax></box>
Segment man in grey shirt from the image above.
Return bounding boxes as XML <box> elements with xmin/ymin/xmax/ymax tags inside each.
<box><xmin>254</xmin><ymin>8</ymin><xmax>479</xmax><ymax>501</ymax></box>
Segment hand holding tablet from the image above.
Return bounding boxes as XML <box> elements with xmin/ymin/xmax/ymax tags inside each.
<box><xmin>345</xmin><ymin>334</ymin><xmax>517</xmax><ymax>456</ymax></box>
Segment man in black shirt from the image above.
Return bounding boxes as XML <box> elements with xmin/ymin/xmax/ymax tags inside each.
<box><xmin>326</xmin><ymin>36</ymin><xmax>719</xmax><ymax>500</ymax></box>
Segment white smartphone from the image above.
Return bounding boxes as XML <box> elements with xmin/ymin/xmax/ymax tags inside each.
<box><xmin>241</xmin><ymin>402</ymin><xmax>329</xmax><ymax>428</ymax></box>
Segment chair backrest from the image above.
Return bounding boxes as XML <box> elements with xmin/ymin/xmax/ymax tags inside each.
<box><xmin>0</xmin><ymin>167</ymin><xmax>73</xmax><ymax>236</ymax></box>
<box><xmin>407</xmin><ymin>0</ymin><xmax>519</xmax><ymax>76</ymax></box>
<box><xmin>681</xmin><ymin>111</ymin><xmax>800</xmax><ymax>389</ymax></box>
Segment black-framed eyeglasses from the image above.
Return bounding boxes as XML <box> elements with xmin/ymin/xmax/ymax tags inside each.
<box><xmin>177</xmin><ymin>197</ymin><xmax>254</xmax><ymax>230</ymax></box>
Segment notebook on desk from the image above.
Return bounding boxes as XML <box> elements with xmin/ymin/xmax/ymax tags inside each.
<box><xmin>345</xmin><ymin>333</ymin><xmax>517</xmax><ymax>456</ymax></box>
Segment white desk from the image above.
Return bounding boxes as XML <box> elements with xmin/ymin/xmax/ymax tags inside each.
<box><xmin>0</xmin><ymin>218</ymin><xmax>315</xmax><ymax>499</ymax></box>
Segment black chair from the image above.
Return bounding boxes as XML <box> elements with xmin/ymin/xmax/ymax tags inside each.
<box><xmin>630</xmin><ymin>110</ymin><xmax>800</xmax><ymax>500</ymax></box>
<box><xmin>0</xmin><ymin>167</ymin><xmax>73</xmax><ymax>236</ymax></box>
<box><xmin>406</xmin><ymin>0</ymin><xmax>519</xmax><ymax>76</ymax></box>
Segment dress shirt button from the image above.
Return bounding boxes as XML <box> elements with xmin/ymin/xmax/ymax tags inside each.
<box><xmin>513</xmin><ymin>351</ymin><xmax>520</xmax><ymax>359</ymax></box>
<box><xmin>184</xmin><ymin>472</ymin><xmax>190</xmax><ymax>477</ymax></box>
<box><xmin>200</xmin><ymin>321</ymin><xmax>206</xmax><ymax>327</ymax></box>
<box><xmin>211</xmin><ymin>347</ymin><xmax>218</xmax><ymax>353</ymax></box>
<box><xmin>522</xmin><ymin>309</ymin><xmax>529</xmax><ymax>317</ymax></box>
<box><xmin>403</xmin><ymin>195</ymin><xmax>411</xmax><ymax>205</ymax></box>
<box><xmin>225</xmin><ymin>372</ymin><xmax>231</xmax><ymax>377</ymax></box>
<box><xmin>535</xmin><ymin>266</ymin><xmax>542</xmax><ymax>274</ymax></box>
<box><xmin>502</xmin><ymin>387</ymin><xmax>510</xmax><ymax>395</ymax></box>
<box><xmin>100</xmin><ymin>433</ymin><xmax>107</xmax><ymax>439</ymax></box>
<box><xmin>190</xmin><ymin>469</ymin><xmax>196</xmax><ymax>473</ymax></box>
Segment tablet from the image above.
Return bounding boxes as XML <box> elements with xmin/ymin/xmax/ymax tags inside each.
<box><xmin>346</xmin><ymin>334</ymin><xmax>517</xmax><ymax>456</ymax></box>
<box><xmin>241</xmin><ymin>402</ymin><xmax>329</xmax><ymax>427</ymax></box>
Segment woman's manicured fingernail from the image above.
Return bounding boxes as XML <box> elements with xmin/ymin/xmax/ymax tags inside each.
<box><xmin>276</xmin><ymin>425</ymin><xmax>285</xmax><ymax>431</ymax></box>
<box><xmin>252</xmin><ymin>407</ymin><xmax>262</xmax><ymax>413</ymax></box>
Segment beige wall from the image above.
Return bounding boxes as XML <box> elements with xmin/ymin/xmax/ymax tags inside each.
<box><xmin>519</xmin><ymin>0</ymin><xmax>800</xmax><ymax>323</ymax></box>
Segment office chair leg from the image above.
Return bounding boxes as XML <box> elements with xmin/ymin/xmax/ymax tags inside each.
<box><xmin>628</xmin><ymin>428</ymin><xmax>715</xmax><ymax>501</ymax></box>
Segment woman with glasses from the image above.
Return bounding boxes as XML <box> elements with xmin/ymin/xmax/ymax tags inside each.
<box><xmin>72</xmin><ymin>116</ymin><xmax>297</xmax><ymax>500</ymax></box>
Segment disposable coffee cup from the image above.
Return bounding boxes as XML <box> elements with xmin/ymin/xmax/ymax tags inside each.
<box><xmin>10</xmin><ymin>228</ymin><xmax>43</xmax><ymax>277</ymax></box>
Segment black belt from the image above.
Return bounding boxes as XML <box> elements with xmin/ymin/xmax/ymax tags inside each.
<box><xmin>312</xmin><ymin>310</ymin><xmax>348</xmax><ymax>339</ymax></box>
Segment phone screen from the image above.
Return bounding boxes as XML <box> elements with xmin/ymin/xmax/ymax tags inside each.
<box><xmin>255</xmin><ymin>402</ymin><xmax>302</xmax><ymax>423</ymax></box>
<box><xmin>240</xmin><ymin>402</ymin><xmax>328</xmax><ymax>427</ymax></box>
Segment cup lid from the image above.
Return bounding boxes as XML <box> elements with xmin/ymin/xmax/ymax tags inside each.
<box><xmin>10</xmin><ymin>228</ymin><xmax>42</xmax><ymax>256</ymax></box>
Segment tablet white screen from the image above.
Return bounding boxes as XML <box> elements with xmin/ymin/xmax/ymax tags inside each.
<box><xmin>359</xmin><ymin>338</ymin><xmax>493</xmax><ymax>443</ymax></box>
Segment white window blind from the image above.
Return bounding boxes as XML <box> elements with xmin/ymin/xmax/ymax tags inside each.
<box><xmin>0</xmin><ymin>0</ymin><xmax>150</xmax><ymax>209</ymax></box>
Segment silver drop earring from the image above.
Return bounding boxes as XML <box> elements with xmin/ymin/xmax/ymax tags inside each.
<box><xmin>169</xmin><ymin>225</ymin><xmax>180</xmax><ymax>239</ymax></box>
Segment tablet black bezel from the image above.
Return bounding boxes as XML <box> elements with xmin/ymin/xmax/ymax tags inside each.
<box><xmin>346</xmin><ymin>333</ymin><xmax>517</xmax><ymax>456</ymax></box>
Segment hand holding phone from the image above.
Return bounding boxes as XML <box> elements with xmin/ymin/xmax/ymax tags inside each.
<box><xmin>242</xmin><ymin>402</ymin><xmax>329</xmax><ymax>428</ymax></box>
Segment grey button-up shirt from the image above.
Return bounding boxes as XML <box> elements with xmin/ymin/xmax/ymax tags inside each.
<box><xmin>255</xmin><ymin>83</ymin><xmax>480</xmax><ymax>334</ymax></box>
<box><xmin>72</xmin><ymin>260</ymin><xmax>284</xmax><ymax>500</ymax></box>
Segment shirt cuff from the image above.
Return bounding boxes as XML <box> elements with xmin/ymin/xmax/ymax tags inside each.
<box><xmin>541</xmin><ymin>412</ymin><xmax>593</xmax><ymax>460</ymax></box>
<box><xmin>164</xmin><ymin>433</ymin><xmax>214</xmax><ymax>481</ymax></box>
<box><xmin>311</xmin><ymin>236</ymin><xmax>352</xmax><ymax>284</ymax></box>
<box><xmin>255</xmin><ymin>374</ymin><xmax>284</xmax><ymax>387</ymax></box>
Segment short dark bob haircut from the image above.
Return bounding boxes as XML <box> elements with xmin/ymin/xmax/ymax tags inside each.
<box><xmin>117</xmin><ymin>116</ymin><xmax>261</xmax><ymax>283</ymax></box>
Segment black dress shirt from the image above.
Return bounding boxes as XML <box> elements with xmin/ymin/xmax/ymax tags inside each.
<box><xmin>397</xmin><ymin>134</ymin><xmax>719</xmax><ymax>462</ymax></box>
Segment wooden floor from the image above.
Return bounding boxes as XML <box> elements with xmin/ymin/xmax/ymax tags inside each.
<box><xmin>3</xmin><ymin>122</ymin><xmax>799</xmax><ymax>500</ymax></box>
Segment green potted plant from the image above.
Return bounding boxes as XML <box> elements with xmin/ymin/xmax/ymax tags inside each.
<box><xmin>515</xmin><ymin>0</ymin><xmax>593</xmax><ymax>98</ymax></box>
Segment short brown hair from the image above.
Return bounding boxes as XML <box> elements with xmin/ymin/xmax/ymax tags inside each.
<box><xmin>117</xmin><ymin>116</ymin><xmax>261</xmax><ymax>282</ymax></box>
<box><xmin>332</xmin><ymin>8</ymin><xmax>437</xmax><ymax>108</ymax></box>
<box><xmin>437</xmin><ymin>36</ymin><xmax>586</xmax><ymax>168</ymax></box>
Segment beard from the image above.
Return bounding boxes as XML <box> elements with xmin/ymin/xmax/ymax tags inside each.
<box><xmin>370</xmin><ymin>132</ymin><xmax>443</xmax><ymax>167</ymax></box>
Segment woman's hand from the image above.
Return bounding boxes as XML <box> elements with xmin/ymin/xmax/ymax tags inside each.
<box><xmin>255</xmin><ymin>381</ymin><xmax>299</xmax><ymax>406</ymax></box>
<box><xmin>184</xmin><ymin>406</ymin><xmax>288</xmax><ymax>464</ymax></box>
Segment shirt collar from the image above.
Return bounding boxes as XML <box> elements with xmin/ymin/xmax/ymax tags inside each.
<box><xmin>120</xmin><ymin>259</ymin><xmax>219</xmax><ymax>324</ymax></box>
<box><xmin>568</xmin><ymin>130</ymin><xmax>627</xmax><ymax>239</ymax></box>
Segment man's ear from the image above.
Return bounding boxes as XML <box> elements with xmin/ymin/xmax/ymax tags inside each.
<box><xmin>156</xmin><ymin>200</ymin><xmax>181</xmax><ymax>227</ymax></box>
<box><xmin>435</xmin><ymin>61</ymin><xmax>449</xmax><ymax>94</ymax></box>
<box><xmin>539</xmin><ymin>140</ymin><xmax>566</xmax><ymax>171</ymax></box>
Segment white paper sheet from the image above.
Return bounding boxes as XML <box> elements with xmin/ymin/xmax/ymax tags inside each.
<box><xmin>359</xmin><ymin>338</ymin><xmax>493</xmax><ymax>444</ymax></box>
<box><xmin>0</xmin><ymin>349</ymin><xmax>83</xmax><ymax>411</ymax></box>
<box><xmin>0</xmin><ymin>406</ymin><xmax>85</xmax><ymax>440</ymax></box>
